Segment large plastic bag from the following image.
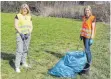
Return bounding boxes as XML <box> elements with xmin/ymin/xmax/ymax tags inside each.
<box><xmin>48</xmin><ymin>51</ymin><xmax>87</xmax><ymax>78</ymax></box>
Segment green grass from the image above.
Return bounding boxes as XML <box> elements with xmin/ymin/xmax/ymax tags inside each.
<box><xmin>1</xmin><ymin>13</ymin><xmax>110</xmax><ymax>79</ymax></box>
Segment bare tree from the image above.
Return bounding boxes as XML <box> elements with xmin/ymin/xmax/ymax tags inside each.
<box><xmin>1</xmin><ymin>1</ymin><xmax>110</xmax><ymax>24</ymax></box>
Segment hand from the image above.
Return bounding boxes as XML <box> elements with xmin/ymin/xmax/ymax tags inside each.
<box><xmin>20</xmin><ymin>33</ymin><xmax>25</xmax><ymax>40</ymax></box>
<box><xmin>24</xmin><ymin>33</ymin><xmax>30</xmax><ymax>40</ymax></box>
<box><xmin>89</xmin><ymin>39</ymin><xmax>94</xmax><ymax>46</ymax></box>
<box><xmin>80</xmin><ymin>36</ymin><xmax>83</xmax><ymax>40</ymax></box>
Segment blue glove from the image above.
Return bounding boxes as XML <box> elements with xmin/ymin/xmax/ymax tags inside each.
<box><xmin>24</xmin><ymin>33</ymin><xmax>30</xmax><ymax>40</ymax></box>
<box><xmin>89</xmin><ymin>39</ymin><xmax>94</xmax><ymax>45</ymax></box>
<box><xmin>20</xmin><ymin>33</ymin><xmax>25</xmax><ymax>40</ymax></box>
<box><xmin>80</xmin><ymin>36</ymin><xmax>83</xmax><ymax>40</ymax></box>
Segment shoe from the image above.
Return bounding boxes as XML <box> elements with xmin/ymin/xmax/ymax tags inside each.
<box><xmin>78</xmin><ymin>68</ymin><xmax>90</xmax><ymax>75</ymax></box>
<box><xmin>15</xmin><ymin>68</ymin><xmax>21</xmax><ymax>73</ymax></box>
<box><xmin>78</xmin><ymin>63</ymin><xmax>90</xmax><ymax>75</ymax></box>
<box><xmin>23</xmin><ymin>63</ymin><xmax>29</xmax><ymax>68</ymax></box>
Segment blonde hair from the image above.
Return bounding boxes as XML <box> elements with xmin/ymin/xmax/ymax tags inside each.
<box><xmin>19</xmin><ymin>4</ymin><xmax>30</xmax><ymax>15</ymax></box>
<box><xmin>84</xmin><ymin>6</ymin><xmax>92</xmax><ymax>16</ymax></box>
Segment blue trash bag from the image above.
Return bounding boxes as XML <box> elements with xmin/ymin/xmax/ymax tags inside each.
<box><xmin>48</xmin><ymin>51</ymin><xmax>87</xmax><ymax>78</ymax></box>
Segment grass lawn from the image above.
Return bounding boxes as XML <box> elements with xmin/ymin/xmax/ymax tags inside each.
<box><xmin>1</xmin><ymin>13</ymin><xmax>110</xmax><ymax>79</ymax></box>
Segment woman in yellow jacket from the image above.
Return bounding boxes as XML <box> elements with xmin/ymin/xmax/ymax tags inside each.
<box><xmin>14</xmin><ymin>4</ymin><xmax>33</xmax><ymax>73</ymax></box>
<box><xmin>80</xmin><ymin>6</ymin><xmax>96</xmax><ymax>73</ymax></box>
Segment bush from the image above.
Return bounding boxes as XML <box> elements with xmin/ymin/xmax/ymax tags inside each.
<box><xmin>1</xmin><ymin>1</ymin><xmax>110</xmax><ymax>24</ymax></box>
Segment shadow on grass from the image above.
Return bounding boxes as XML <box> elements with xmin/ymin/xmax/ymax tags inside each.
<box><xmin>44</xmin><ymin>50</ymin><xmax>64</xmax><ymax>58</ymax></box>
<box><xmin>1</xmin><ymin>52</ymin><xmax>15</xmax><ymax>70</ymax></box>
<box><xmin>1</xmin><ymin>52</ymin><xmax>15</xmax><ymax>60</ymax></box>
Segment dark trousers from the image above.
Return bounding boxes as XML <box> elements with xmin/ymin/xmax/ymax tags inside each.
<box><xmin>83</xmin><ymin>37</ymin><xmax>92</xmax><ymax>64</ymax></box>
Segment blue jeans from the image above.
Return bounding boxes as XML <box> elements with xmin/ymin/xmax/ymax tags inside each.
<box><xmin>83</xmin><ymin>37</ymin><xmax>92</xmax><ymax>64</ymax></box>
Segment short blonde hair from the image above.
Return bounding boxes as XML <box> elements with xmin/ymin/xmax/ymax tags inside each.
<box><xmin>19</xmin><ymin>4</ymin><xmax>30</xmax><ymax>15</ymax></box>
<box><xmin>84</xmin><ymin>6</ymin><xmax>92</xmax><ymax>16</ymax></box>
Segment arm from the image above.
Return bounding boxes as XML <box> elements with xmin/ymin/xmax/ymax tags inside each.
<box><xmin>29</xmin><ymin>21</ymin><xmax>33</xmax><ymax>33</ymax></box>
<box><xmin>14</xmin><ymin>19</ymin><xmax>21</xmax><ymax>33</ymax></box>
<box><xmin>91</xmin><ymin>22</ymin><xmax>96</xmax><ymax>39</ymax></box>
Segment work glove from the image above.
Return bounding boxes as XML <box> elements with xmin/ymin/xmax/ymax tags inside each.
<box><xmin>80</xmin><ymin>36</ymin><xmax>83</xmax><ymax>40</ymax></box>
<box><xmin>20</xmin><ymin>33</ymin><xmax>25</xmax><ymax>40</ymax></box>
<box><xmin>24</xmin><ymin>33</ymin><xmax>30</xmax><ymax>40</ymax></box>
<box><xmin>89</xmin><ymin>39</ymin><xmax>94</xmax><ymax>46</ymax></box>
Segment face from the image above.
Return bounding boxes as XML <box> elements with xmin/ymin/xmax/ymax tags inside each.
<box><xmin>22</xmin><ymin>7</ymin><xmax>28</xmax><ymax>15</ymax></box>
<box><xmin>85</xmin><ymin>8</ymin><xmax>91</xmax><ymax>17</ymax></box>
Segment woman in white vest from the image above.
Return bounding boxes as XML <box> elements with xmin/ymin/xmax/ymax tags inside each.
<box><xmin>14</xmin><ymin>4</ymin><xmax>33</xmax><ymax>73</ymax></box>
